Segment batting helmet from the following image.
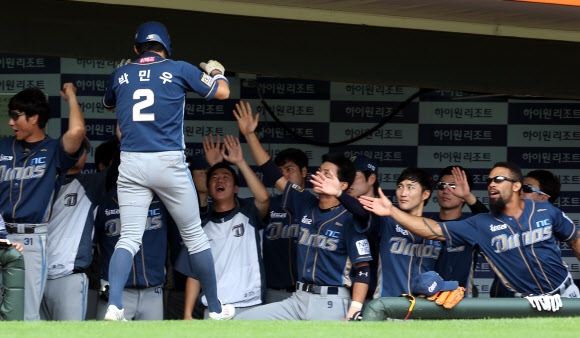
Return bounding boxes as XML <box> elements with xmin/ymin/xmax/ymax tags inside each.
<box><xmin>135</xmin><ymin>21</ymin><xmax>172</xmax><ymax>55</ymax></box>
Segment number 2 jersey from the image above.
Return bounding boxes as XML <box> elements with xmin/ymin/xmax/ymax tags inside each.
<box><xmin>102</xmin><ymin>52</ymin><xmax>221</xmax><ymax>152</ymax></box>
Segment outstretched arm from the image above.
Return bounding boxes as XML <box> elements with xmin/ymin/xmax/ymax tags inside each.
<box><xmin>221</xmin><ymin>135</ymin><xmax>270</xmax><ymax>219</ymax></box>
<box><xmin>60</xmin><ymin>82</ymin><xmax>86</xmax><ymax>155</ymax></box>
<box><xmin>233</xmin><ymin>100</ymin><xmax>287</xmax><ymax>192</ymax></box>
<box><xmin>359</xmin><ymin>189</ymin><xmax>446</xmax><ymax>241</ymax></box>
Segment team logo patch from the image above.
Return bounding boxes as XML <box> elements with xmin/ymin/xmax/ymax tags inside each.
<box><xmin>355</xmin><ymin>239</ymin><xmax>370</xmax><ymax>255</ymax></box>
<box><xmin>489</xmin><ymin>223</ymin><xmax>507</xmax><ymax>232</ymax></box>
<box><xmin>290</xmin><ymin>183</ymin><xmax>304</xmax><ymax>192</ymax></box>
<box><xmin>232</xmin><ymin>223</ymin><xmax>245</xmax><ymax>237</ymax></box>
<box><xmin>201</xmin><ymin>74</ymin><xmax>212</xmax><ymax>87</ymax></box>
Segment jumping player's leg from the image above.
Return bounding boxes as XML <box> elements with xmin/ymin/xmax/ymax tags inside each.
<box><xmin>151</xmin><ymin>151</ymin><xmax>222</xmax><ymax>315</ymax></box>
<box><xmin>109</xmin><ymin>152</ymin><xmax>154</xmax><ymax>312</ymax></box>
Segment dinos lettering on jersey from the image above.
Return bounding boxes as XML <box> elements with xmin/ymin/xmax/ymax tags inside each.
<box><xmin>491</xmin><ymin>225</ymin><xmax>552</xmax><ymax>253</ymax></box>
<box><xmin>104</xmin><ymin>208</ymin><xmax>164</xmax><ymax>236</ymax></box>
<box><xmin>388</xmin><ymin>237</ymin><xmax>441</xmax><ymax>259</ymax></box>
<box><xmin>264</xmin><ymin>222</ymin><xmax>300</xmax><ymax>240</ymax></box>
<box><xmin>0</xmin><ymin>159</ymin><xmax>46</xmax><ymax>182</ymax></box>
<box><xmin>298</xmin><ymin>228</ymin><xmax>339</xmax><ymax>251</ymax></box>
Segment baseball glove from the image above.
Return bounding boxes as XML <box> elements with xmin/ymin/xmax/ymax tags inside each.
<box><xmin>434</xmin><ymin>290</ymin><xmax>452</xmax><ymax>306</ymax></box>
<box><xmin>442</xmin><ymin>287</ymin><xmax>466</xmax><ymax>309</ymax></box>
<box><xmin>200</xmin><ymin>60</ymin><xmax>225</xmax><ymax>75</ymax></box>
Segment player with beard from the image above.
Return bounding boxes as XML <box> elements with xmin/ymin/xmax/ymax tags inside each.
<box><xmin>359</xmin><ymin>161</ymin><xmax>580</xmax><ymax>299</ymax></box>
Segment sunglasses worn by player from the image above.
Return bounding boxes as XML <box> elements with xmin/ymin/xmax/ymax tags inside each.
<box><xmin>8</xmin><ymin>111</ymin><xmax>26</xmax><ymax>121</ymax></box>
<box><xmin>436</xmin><ymin>182</ymin><xmax>456</xmax><ymax>190</ymax></box>
<box><xmin>485</xmin><ymin>175</ymin><xmax>518</xmax><ymax>185</ymax></box>
<box><xmin>522</xmin><ymin>184</ymin><xmax>551</xmax><ymax>198</ymax></box>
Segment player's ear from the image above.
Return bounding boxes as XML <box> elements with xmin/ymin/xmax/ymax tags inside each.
<box><xmin>368</xmin><ymin>173</ymin><xmax>377</xmax><ymax>185</ymax></box>
<box><xmin>513</xmin><ymin>181</ymin><xmax>522</xmax><ymax>192</ymax></box>
<box><xmin>134</xmin><ymin>46</ymin><xmax>139</xmax><ymax>55</ymax></box>
<box><xmin>301</xmin><ymin>166</ymin><xmax>308</xmax><ymax>178</ymax></box>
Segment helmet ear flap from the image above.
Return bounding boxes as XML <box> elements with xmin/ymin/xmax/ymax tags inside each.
<box><xmin>134</xmin><ymin>21</ymin><xmax>172</xmax><ymax>55</ymax></box>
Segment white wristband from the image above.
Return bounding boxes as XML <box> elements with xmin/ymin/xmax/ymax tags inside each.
<box><xmin>212</xmin><ymin>74</ymin><xmax>229</xmax><ymax>85</ymax></box>
<box><xmin>350</xmin><ymin>301</ymin><xmax>363</xmax><ymax>309</ymax></box>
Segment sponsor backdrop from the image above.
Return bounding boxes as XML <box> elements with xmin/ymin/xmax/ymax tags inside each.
<box><xmin>1</xmin><ymin>54</ymin><xmax>579</xmax><ymax>297</ymax></box>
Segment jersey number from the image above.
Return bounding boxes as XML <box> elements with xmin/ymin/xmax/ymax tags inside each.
<box><xmin>133</xmin><ymin>89</ymin><xmax>155</xmax><ymax>121</ymax></box>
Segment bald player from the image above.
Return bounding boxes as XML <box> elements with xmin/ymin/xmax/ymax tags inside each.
<box><xmin>359</xmin><ymin>161</ymin><xmax>580</xmax><ymax>298</ymax></box>
<box><xmin>0</xmin><ymin>83</ymin><xmax>86</xmax><ymax>320</ymax></box>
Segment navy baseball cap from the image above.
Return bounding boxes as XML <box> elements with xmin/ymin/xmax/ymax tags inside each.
<box><xmin>350</xmin><ymin>155</ymin><xmax>379</xmax><ymax>175</ymax></box>
<box><xmin>411</xmin><ymin>271</ymin><xmax>458</xmax><ymax>296</ymax></box>
<box><xmin>187</xmin><ymin>155</ymin><xmax>209</xmax><ymax>170</ymax></box>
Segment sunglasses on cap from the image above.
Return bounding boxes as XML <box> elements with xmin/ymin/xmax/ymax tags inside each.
<box><xmin>436</xmin><ymin>182</ymin><xmax>455</xmax><ymax>190</ymax></box>
<box><xmin>522</xmin><ymin>184</ymin><xmax>550</xmax><ymax>198</ymax></box>
<box><xmin>8</xmin><ymin>111</ymin><xmax>26</xmax><ymax>121</ymax></box>
<box><xmin>485</xmin><ymin>175</ymin><xmax>518</xmax><ymax>185</ymax></box>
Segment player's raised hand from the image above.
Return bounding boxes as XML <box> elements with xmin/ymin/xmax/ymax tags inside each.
<box><xmin>448</xmin><ymin>167</ymin><xmax>471</xmax><ymax>199</ymax></box>
<box><xmin>359</xmin><ymin>188</ymin><xmax>393</xmax><ymax>216</ymax></box>
<box><xmin>59</xmin><ymin>82</ymin><xmax>78</xmax><ymax>102</ymax></box>
<box><xmin>221</xmin><ymin>135</ymin><xmax>244</xmax><ymax>165</ymax></box>
<box><xmin>203</xmin><ymin>134</ymin><xmax>223</xmax><ymax>166</ymax></box>
<box><xmin>310</xmin><ymin>170</ymin><xmax>342</xmax><ymax>197</ymax></box>
<box><xmin>233</xmin><ymin>101</ymin><xmax>259</xmax><ymax>136</ymax></box>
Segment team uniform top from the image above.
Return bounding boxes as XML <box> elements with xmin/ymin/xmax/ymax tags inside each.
<box><xmin>440</xmin><ymin>199</ymin><xmax>577</xmax><ymax>295</ymax></box>
<box><xmin>0</xmin><ymin>136</ymin><xmax>79</xmax><ymax>223</ymax></box>
<box><xmin>281</xmin><ymin>182</ymin><xmax>372</xmax><ymax>287</ymax></box>
<box><xmin>262</xmin><ymin>194</ymin><xmax>299</xmax><ymax>290</ymax></box>
<box><xmin>94</xmin><ymin>192</ymin><xmax>169</xmax><ymax>288</ymax></box>
<box><xmin>433</xmin><ymin>199</ymin><xmax>488</xmax><ymax>297</ymax></box>
<box><xmin>102</xmin><ymin>52</ymin><xmax>220</xmax><ymax>152</ymax></box>
<box><xmin>47</xmin><ymin>172</ymin><xmax>107</xmax><ymax>279</ymax></box>
<box><xmin>359</xmin><ymin>216</ymin><xmax>443</xmax><ymax>297</ymax></box>
<box><xmin>194</xmin><ymin>197</ymin><xmax>267</xmax><ymax>308</ymax></box>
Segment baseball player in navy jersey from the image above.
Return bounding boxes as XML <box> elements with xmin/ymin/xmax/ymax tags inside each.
<box><xmin>175</xmin><ymin>134</ymin><xmax>270</xmax><ymax>318</ymax></box>
<box><xmin>491</xmin><ymin>169</ymin><xmax>561</xmax><ymax>298</ymax></box>
<box><xmin>101</xmin><ymin>21</ymin><xmax>233</xmax><ymax>320</ymax></box>
<box><xmin>94</xmin><ymin>188</ymin><xmax>170</xmax><ymax>321</ymax></box>
<box><xmin>360</xmin><ymin>161</ymin><xmax>580</xmax><ymax>299</ymax></box>
<box><xmin>0</xmin><ymin>83</ymin><xmax>86</xmax><ymax>320</ymax></box>
<box><xmin>433</xmin><ymin>166</ymin><xmax>488</xmax><ymax>298</ymax></box>
<box><xmin>233</xmin><ymin>101</ymin><xmax>372</xmax><ymax>321</ymax></box>
<box><xmin>262</xmin><ymin>148</ymin><xmax>309</xmax><ymax>304</ymax></box>
<box><xmin>312</xmin><ymin>166</ymin><xmax>443</xmax><ymax>298</ymax></box>
<box><xmin>40</xmin><ymin>137</ymin><xmax>108</xmax><ymax>320</ymax></box>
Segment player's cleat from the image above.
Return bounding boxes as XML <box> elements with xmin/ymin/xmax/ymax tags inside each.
<box><xmin>104</xmin><ymin>305</ymin><xmax>127</xmax><ymax>321</ymax></box>
<box><xmin>208</xmin><ymin>303</ymin><xmax>235</xmax><ymax>320</ymax></box>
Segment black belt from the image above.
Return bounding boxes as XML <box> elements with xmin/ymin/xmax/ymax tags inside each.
<box><xmin>296</xmin><ymin>282</ymin><xmax>339</xmax><ymax>295</ymax></box>
<box><xmin>6</xmin><ymin>224</ymin><xmax>35</xmax><ymax>234</ymax></box>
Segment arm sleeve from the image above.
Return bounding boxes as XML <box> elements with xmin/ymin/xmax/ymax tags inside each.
<box><xmin>467</xmin><ymin>198</ymin><xmax>489</xmax><ymax>215</ymax></box>
<box><xmin>337</xmin><ymin>193</ymin><xmax>368</xmax><ymax>220</ymax></box>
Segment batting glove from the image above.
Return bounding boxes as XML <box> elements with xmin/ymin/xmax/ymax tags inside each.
<box><xmin>526</xmin><ymin>295</ymin><xmax>547</xmax><ymax>311</ymax></box>
<box><xmin>200</xmin><ymin>60</ymin><xmax>225</xmax><ymax>75</ymax></box>
<box><xmin>546</xmin><ymin>294</ymin><xmax>563</xmax><ymax>312</ymax></box>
